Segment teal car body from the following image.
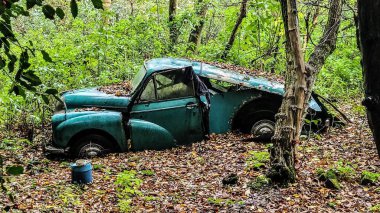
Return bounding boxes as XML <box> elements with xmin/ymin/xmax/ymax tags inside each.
<box><xmin>48</xmin><ymin>58</ymin><xmax>330</xmax><ymax>156</ymax></box>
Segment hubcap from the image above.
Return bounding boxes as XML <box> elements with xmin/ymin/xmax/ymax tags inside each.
<box><xmin>251</xmin><ymin>120</ymin><xmax>275</xmax><ymax>137</ymax></box>
<box><xmin>79</xmin><ymin>142</ymin><xmax>104</xmax><ymax>158</ymax></box>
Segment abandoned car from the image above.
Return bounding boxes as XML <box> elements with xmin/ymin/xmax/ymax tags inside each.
<box><xmin>46</xmin><ymin>58</ymin><xmax>342</xmax><ymax>157</ymax></box>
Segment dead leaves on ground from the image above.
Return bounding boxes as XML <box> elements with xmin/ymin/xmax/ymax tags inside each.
<box><xmin>1</xmin><ymin>115</ymin><xmax>380</xmax><ymax>212</ymax></box>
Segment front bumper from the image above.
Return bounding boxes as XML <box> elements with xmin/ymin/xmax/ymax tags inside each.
<box><xmin>44</xmin><ymin>144</ymin><xmax>68</xmax><ymax>155</ymax></box>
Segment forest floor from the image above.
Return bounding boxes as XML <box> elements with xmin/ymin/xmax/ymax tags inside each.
<box><xmin>1</xmin><ymin>105</ymin><xmax>380</xmax><ymax>212</ymax></box>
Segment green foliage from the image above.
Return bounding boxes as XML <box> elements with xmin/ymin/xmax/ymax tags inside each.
<box><xmin>248</xmin><ymin>175</ymin><xmax>271</xmax><ymax>190</ymax></box>
<box><xmin>0</xmin><ymin>0</ymin><xmax>362</xmax><ymax>141</ymax></box>
<box><xmin>370</xmin><ymin>204</ymin><xmax>380</xmax><ymax>212</ymax></box>
<box><xmin>317</xmin><ymin>161</ymin><xmax>355</xmax><ymax>182</ymax></box>
<box><xmin>316</xmin><ymin>161</ymin><xmax>358</xmax><ymax>190</ymax></box>
<box><xmin>207</xmin><ymin>197</ymin><xmax>244</xmax><ymax>206</ymax></box>
<box><xmin>361</xmin><ymin>171</ymin><xmax>380</xmax><ymax>185</ymax></box>
<box><xmin>246</xmin><ymin>151</ymin><xmax>270</xmax><ymax>170</ymax></box>
<box><xmin>328</xmin><ymin>202</ymin><xmax>337</xmax><ymax>209</ymax></box>
<box><xmin>6</xmin><ymin>165</ymin><xmax>24</xmax><ymax>176</ymax></box>
<box><xmin>144</xmin><ymin>196</ymin><xmax>158</xmax><ymax>201</ymax></box>
<box><xmin>92</xmin><ymin>164</ymin><xmax>104</xmax><ymax>171</ymax></box>
<box><xmin>115</xmin><ymin>170</ymin><xmax>143</xmax><ymax>212</ymax></box>
<box><xmin>59</xmin><ymin>186</ymin><xmax>81</xmax><ymax>207</ymax></box>
<box><xmin>325</xmin><ymin>178</ymin><xmax>341</xmax><ymax>190</ymax></box>
<box><xmin>335</xmin><ymin>162</ymin><xmax>355</xmax><ymax>181</ymax></box>
<box><xmin>139</xmin><ymin>170</ymin><xmax>155</xmax><ymax>176</ymax></box>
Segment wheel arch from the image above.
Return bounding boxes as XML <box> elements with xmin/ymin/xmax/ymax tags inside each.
<box><xmin>68</xmin><ymin>128</ymin><xmax>121</xmax><ymax>152</ymax></box>
<box><xmin>231</xmin><ymin>95</ymin><xmax>282</xmax><ymax>133</ymax></box>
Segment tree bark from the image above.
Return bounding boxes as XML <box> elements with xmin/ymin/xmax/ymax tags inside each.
<box><xmin>268</xmin><ymin>0</ymin><xmax>306</xmax><ymax>184</ymax></box>
<box><xmin>221</xmin><ymin>0</ymin><xmax>248</xmax><ymax>60</ymax></box>
<box><xmin>169</xmin><ymin>0</ymin><xmax>179</xmax><ymax>44</ymax></box>
<box><xmin>269</xmin><ymin>0</ymin><xmax>343</xmax><ymax>184</ymax></box>
<box><xmin>103</xmin><ymin>0</ymin><xmax>111</xmax><ymax>25</ymax></box>
<box><xmin>305</xmin><ymin>0</ymin><xmax>343</xmax><ymax>101</ymax></box>
<box><xmin>358</xmin><ymin>1</ymin><xmax>380</xmax><ymax>157</ymax></box>
<box><xmin>188</xmin><ymin>0</ymin><xmax>208</xmax><ymax>52</ymax></box>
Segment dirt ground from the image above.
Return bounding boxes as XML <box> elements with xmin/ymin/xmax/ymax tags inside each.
<box><xmin>1</xmin><ymin>111</ymin><xmax>380</xmax><ymax>212</ymax></box>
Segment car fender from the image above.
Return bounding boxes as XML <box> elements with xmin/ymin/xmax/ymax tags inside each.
<box><xmin>129</xmin><ymin>119</ymin><xmax>176</xmax><ymax>151</ymax></box>
<box><xmin>54</xmin><ymin>111</ymin><xmax>127</xmax><ymax>151</ymax></box>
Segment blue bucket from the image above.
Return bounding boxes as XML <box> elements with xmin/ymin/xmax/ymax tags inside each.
<box><xmin>71</xmin><ymin>160</ymin><xmax>93</xmax><ymax>184</ymax></box>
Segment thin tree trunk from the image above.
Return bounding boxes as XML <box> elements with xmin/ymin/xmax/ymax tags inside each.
<box><xmin>268</xmin><ymin>0</ymin><xmax>306</xmax><ymax>184</ymax></box>
<box><xmin>103</xmin><ymin>0</ymin><xmax>111</xmax><ymax>25</ymax></box>
<box><xmin>304</xmin><ymin>0</ymin><xmax>343</xmax><ymax>115</ymax></box>
<box><xmin>188</xmin><ymin>0</ymin><xmax>208</xmax><ymax>53</ymax></box>
<box><xmin>358</xmin><ymin>1</ymin><xmax>380</xmax><ymax>157</ymax></box>
<box><xmin>221</xmin><ymin>0</ymin><xmax>248</xmax><ymax>60</ymax></box>
<box><xmin>169</xmin><ymin>0</ymin><xmax>178</xmax><ymax>44</ymax></box>
<box><xmin>269</xmin><ymin>0</ymin><xmax>343</xmax><ymax>184</ymax></box>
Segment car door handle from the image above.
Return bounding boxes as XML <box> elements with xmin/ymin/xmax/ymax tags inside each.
<box><xmin>186</xmin><ymin>102</ymin><xmax>197</xmax><ymax>109</ymax></box>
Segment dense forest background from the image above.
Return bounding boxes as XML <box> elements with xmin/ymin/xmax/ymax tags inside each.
<box><xmin>0</xmin><ymin>0</ymin><xmax>361</xmax><ymax>130</ymax></box>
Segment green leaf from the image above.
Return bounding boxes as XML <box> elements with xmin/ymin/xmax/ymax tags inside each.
<box><xmin>70</xmin><ymin>0</ymin><xmax>78</xmax><ymax>18</ymax></box>
<box><xmin>0</xmin><ymin>57</ymin><xmax>5</xmax><ymax>69</ymax></box>
<box><xmin>54</xmin><ymin>94</ymin><xmax>63</xmax><ymax>103</ymax></box>
<box><xmin>20</xmin><ymin>51</ymin><xmax>30</xmax><ymax>70</ymax></box>
<box><xmin>40</xmin><ymin>50</ymin><xmax>53</xmax><ymax>62</ymax></box>
<box><xmin>42</xmin><ymin>5</ymin><xmax>55</xmax><ymax>20</ymax></box>
<box><xmin>8</xmin><ymin>60</ymin><xmax>15</xmax><ymax>73</ymax></box>
<box><xmin>19</xmin><ymin>79</ymin><xmax>36</xmax><ymax>91</ymax></box>
<box><xmin>21</xmin><ymin>70</ymin><xmax>42</xmax><ymax>86</ymax></box>
<box><xmin>10</xmin><ymin>85</ymin><xmax>26</xmax><ymax>97</ymax></box>
<box><xmin>0</xmin><ymin>21</ymin><xmax>14</xmax><ymax>38</ymax></box>
<box><xmin>1</xmin><ymin>37</ymin><xmax>10</xmax><ymax>53</ymax></box>
<box><xmin>42</xmin><ymin>95</ymin><xmax>49</xmax><ymax>104</ymax></box>
<box><xmin>26</xmin><ymin>0</ymin><xmax>42</xmax><ymax>9</ymax></box>
<box><xmin>12</xmin><ymin>4</ymin><xmax>30</xmax><ymax>16</ymax></box>
<box><xmin>6</xmin><ymin>166</ymin><xmax>24</xmax><ymax>176</ymax></box>
<box><xmin>91</xmin><ymin>0</ymin><xmax>103</xmax><ymax>9</ymax></box>
<box><xmin>45</xmin><ymin>88</ymin><xmax>58</xmax><ymax>95</ymax></box>
<box><xmin>26</xmin><ymin>0</ymin><xmax>37</xmax><ymax>9</ymax></box>
<box><xmin>56</xmin><ymin>7</ymin><xmax>65</xmax><ymax>19</ymax></box>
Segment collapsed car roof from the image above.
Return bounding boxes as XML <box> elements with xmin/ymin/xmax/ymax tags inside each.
<box><xmin>145</xmin><ymin>58</ymin><xmax>284</xmax><ymax>96</ymax></box>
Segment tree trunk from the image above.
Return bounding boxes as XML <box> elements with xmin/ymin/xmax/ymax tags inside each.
<box><xmin>268</xmin><ymin>0</ymin><xmax>306</xmax><ymax>184</ymax></box>
<box><xmin>269</xmin><ymin>0</ymin><xmax>343</xmax><ymax>184</ymax></box>
<box><xmin>169</xmin><ymin>0</ymin><xmax>178</xmax><ymax>44</ymax></box>
<box><xmin>358</xmin><ymin>1</ymin><xmax>380</xmax><ymax>157</ymax></box>
<box><xmin>188</xmin><ymin>0</ymin><xmax>208</xmax><ymax>52</ymax></box>
<box><xmin>221</xmin><ymin>0</ymin><xmax>248</xmax><ymax>60</ymax></box>
<box><xmin>103</xmin><ymin>0</ymin><xmax>111</xmax><ymax>25</ymax></box>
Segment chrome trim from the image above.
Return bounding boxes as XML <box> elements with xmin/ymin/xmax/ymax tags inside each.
<box><xmin>130</xmin><ymin>104</ymin><xmax>194</xmax><ymax>114</ymax></box>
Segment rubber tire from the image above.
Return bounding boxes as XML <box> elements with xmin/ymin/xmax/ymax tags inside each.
<box><xmin>70</xmin><ymin>134</ymin><xmax>111</xmax><ymax>158</ymax></box>
<box><xmin>242</xmin><ymin>110</ymin><xmax>275</xmax><ymax>133</ymax></box>
<box><xmin>250</xmin><ymin>119</ymin><xmax>275</xmax><ymax>140</ymax></box>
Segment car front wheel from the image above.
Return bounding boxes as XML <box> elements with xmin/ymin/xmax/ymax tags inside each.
<box><xmin>71</xmin><ymin>134</ymin><xmax>111</xmax><ymax>158</ymax></box>
<box><xmin>250</xmin><ymin>119</ymin><xmax>275</xmax><ymax>140</ymax></box>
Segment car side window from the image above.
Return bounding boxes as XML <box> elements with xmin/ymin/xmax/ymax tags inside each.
<box><xmin>155</xmin><ymin>69</ymin><xmax>194</xmax><ymax>100</ymax></box>
<box><xmin>140</xmin><ymin>79</ymin><xmax>156</xmax><ymax>101</ymax></box>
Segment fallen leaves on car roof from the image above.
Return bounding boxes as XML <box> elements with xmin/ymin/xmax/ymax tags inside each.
<box><xmin>98</xmin><ymin>81</ymin><xmax>132</xmax><ymax>97</ymax></box>
<box><xmin>188</xmin><ymin>58</ymin><xmax>285</xmax><ymax>84</ymax></box>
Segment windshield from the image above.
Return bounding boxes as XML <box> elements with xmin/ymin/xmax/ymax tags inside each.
<box><xmin>131</xmin><ymin>66</ymin><xmax>147</xmax><ymax>93</ymax></box>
